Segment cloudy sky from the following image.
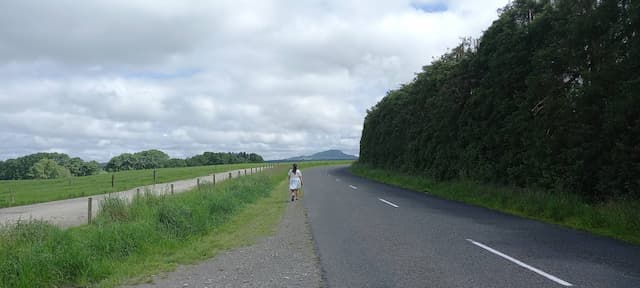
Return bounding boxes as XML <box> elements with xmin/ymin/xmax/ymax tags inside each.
<box><xmin>0</xmin><ymin>0</ymin><xmax>508</xmax><ymax>161</ymax></box>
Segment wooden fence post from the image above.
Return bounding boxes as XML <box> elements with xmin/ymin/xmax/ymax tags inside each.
<box><xmin>213</xmin><ymin>174</ymin><xmax>216</xmax><ymax>185</ymax></box>
<box><xmin>111</xmin><ymin>174</ymin><xmax>115</xmax><ymax>192</ymax></box>
<box><xmin>171</xmin><ymin>184</ymin><xmax>174</xmax><ymax>194</ymax></box>
<box><xmin>197</xmin><ymin>178</ymin><xmax>200</xmax><ymax>189</ymax></box>
<box><xmin>87</xmin><ymin>197</ymin><xmax>92</xmax><ymax>225</ymax></box>
<box><xmin>229</xmin><ymin>172</ymin><xmax>232</xmax><ymax>179</ymax></box>
<box><xmin>153</xmin><ymin>169</ymin><xmax>157</xmax><ymax>184</ymax></box>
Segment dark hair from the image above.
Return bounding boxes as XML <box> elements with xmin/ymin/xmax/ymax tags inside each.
<box><xmin>292</xmin><ymin>163</ymin><xmax>297</xmax><ymax>174</ymax></box>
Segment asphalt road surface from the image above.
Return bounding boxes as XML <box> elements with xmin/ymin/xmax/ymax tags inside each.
<box><xmin>304</xmin><ymin>165</ymin><xmax>640</xmax><ymax>288</ymax></box>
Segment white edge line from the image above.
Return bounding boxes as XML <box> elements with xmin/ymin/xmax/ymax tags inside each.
<box><xmin>378</xmin><ymin>198</ymin><xmax>399</xmax><ymax>208</ymax></box>
<box><xmin>466</xmin><ymin>239</ymin><xmax>573</xmax><ymax>287</ymax></box>
<box><xmin>349</xmin><ymin>185</ymin><xmax>358</xmax><ymax>190</ymax></box>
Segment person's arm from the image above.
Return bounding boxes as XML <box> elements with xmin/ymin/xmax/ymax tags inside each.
<box><xmin>300</xmin><ymin>171</ymin><xmax>303</xmax><ymax>186</ymax></box>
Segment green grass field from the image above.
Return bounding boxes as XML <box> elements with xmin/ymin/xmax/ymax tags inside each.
<box><xmin>0</xmin><ymin>163</ymin><xmax>271</xmax><ymax>208</ymax></box>
<box><xmin>350</xmin><ymin>163</ymin><xmax>640</xmax><ymax>246</ymax></box>
<box><xmin>0</xmin><ymin>160</ymin><xmax>350</xmax><ymax>287</ymax></box>
<box><xmin>0</xmin><ymin>166</ymin><xmax>286</xmax><ymax>287</ymax></box>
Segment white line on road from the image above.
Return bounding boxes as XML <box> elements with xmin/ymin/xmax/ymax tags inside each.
<box><xmin>378</xmin><ymin>198</ymin><xmax>399</xmax><ymax>208</ymax></box>
<box><xmin>349</xmin><ymin>185</ymin><xmax>358</xmax><ymax>190</ymax></box>
<box><xmin>466</xmin><ymin>239</ymin><xmax>573</xmax><ymax>287</ymax></box>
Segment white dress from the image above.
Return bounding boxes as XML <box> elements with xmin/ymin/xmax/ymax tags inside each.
<box><xmin>289</xmin><ymin>169</ymin><xmax>302</xmax><ymax>190</ymax></box>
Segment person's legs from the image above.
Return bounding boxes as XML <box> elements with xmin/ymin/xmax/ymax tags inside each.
<box><xmin>290</xmin><ymin>189</ymin><xmax>295</xmax><ymax>201</ymax></box>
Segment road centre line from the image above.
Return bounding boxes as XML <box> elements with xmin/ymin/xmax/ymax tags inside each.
<box><xmin>466</xmin><ymin>239</ymin><xmax>573</xmax><ymax>287</ymax></box>
<box><xmin>349</xmin><ymin>185</ymin><xmax>358</xmax><ymax>189</ymax></box>
<box><xmin>378</xmin><ymin>198</ymin><xmax>399</xmax><ymax>208</ymax></box>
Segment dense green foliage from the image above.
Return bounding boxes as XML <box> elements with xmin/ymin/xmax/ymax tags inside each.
<box><xmin>360</xmin><ymin>0</ymin><xmax>640</xmax><ymax>201</ymax></box>
<box><xmin>0</xmin><ymin>168</ymin><xmax>284</xmax><ymax>287</ymax></box>
<box><xmin>185</xmin><ymin>151</ymin><xmax>264</xmax><ymax>167</ymax></box>
<box><xmin>105</xmin><ymin>150</ymin><xmax>264</xmax><ymax>172</ymax></box>
<box><xmin>105</xmin><ymin>149</ymin><xmax>172</xmax><ymax>172</ymax></box>
<box><xmin>0</xmin><ymin>153</ymin><xmax>100</xmax><ymax>180</ymax></box>
<box><xmin>29</xmin><ymin>158</ymin><xmax>72</xmax><ymax>179</ymax></box>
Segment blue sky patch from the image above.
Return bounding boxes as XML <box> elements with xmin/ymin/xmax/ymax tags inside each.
<box><xmin>411</xmin><ymin>1</ymin><xmax>448</xmax><ymax>13</ymax></box>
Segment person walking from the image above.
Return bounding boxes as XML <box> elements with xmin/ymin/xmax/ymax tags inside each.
<box><xmin>288</xmin><ymin>163</ymin><xmax>303</xmax><ymax>201</ymax></box>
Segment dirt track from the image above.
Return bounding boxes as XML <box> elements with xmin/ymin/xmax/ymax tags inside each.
<box><xmin>0</xmin><ymin>167</ymin><xmax>269</xmax><ymax>228</ymax></box>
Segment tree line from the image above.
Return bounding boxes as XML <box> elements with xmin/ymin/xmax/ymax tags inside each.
<box><xmin>359</xmin><ymin>0</ymin><xmax>639</xmax><ymax>201</ymax></box>
<box><xmin>0</xmin><ymin>153</ymin><xmax>101</xmax><ymax>180</ymax></box>
<box><xmin>105</xmin><ymin>150</ymin><xmax>264</xmax><ymax>172</ymax></box>
<box><xmin>0</xmin><ymin>150</ymin><xmax>264</xmax><ymax>180</ymax></box>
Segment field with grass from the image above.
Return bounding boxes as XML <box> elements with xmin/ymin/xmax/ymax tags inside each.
<box><xmin>0</xmin><ymin>165</ymin><xmax>285</xmax><ymax>287</ymax></box>
<box><xmin>0</xmin><ymin>160</ymin><xmax>349</xmax><ymax>287</ymax></box>
<box><xmin>0</xmin><ymin>163</ymin><xmax>270</xmax><ymax>208</ymax></box>
<box><xmin>350</xmin><ymin>163</ymin><xmax>640</xmax><ymax>245</ymax></box>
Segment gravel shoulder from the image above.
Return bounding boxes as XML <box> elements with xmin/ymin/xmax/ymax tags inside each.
<box><xmin>125</xmin><ymin>198</ymin><xmax>323</xmax><ymax>288</ymax></box>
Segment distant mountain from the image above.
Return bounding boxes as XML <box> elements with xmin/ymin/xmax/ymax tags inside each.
<box><xmin>284</xmin><ymin>150</ymin><xmax>358</xmax><ymax>161</ymax></box>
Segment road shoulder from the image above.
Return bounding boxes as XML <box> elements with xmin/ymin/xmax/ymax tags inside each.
<box><xmin>124</xmin><ymin>196</ymin><xmax>322</xmax><ymax>288</ymax></box>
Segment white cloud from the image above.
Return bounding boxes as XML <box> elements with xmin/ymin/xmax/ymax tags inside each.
<box><xmin>0</xmin><ymin>0</ymin><xmax>509</xmax><ymax>161</ymax></box>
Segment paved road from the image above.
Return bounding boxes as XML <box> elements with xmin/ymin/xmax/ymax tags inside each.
<box><xmin>0</xmin><ymin>167</ymin><xmax>270</xmax><ymax>228</ymax></box>
<box><xmin>304</xmin><ymin>165</ymin><xmax>640</xmax><ymax>288</ymax></box>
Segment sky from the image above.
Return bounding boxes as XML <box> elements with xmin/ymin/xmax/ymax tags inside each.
<box><xmin>0</xmin><ymin>0</ymin><xmax>509</xmax><ymax>161</ymax></box>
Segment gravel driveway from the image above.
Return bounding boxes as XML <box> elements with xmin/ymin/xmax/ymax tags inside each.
<box><xmin>124</xmin><ymin>199</ymin><xmax>323</xmax><ymax>288</ymax></box>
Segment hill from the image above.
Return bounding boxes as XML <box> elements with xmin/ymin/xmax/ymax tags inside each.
<box><xmin>284</xmin><ymin>150</ymin><xmax>358</xmax><ymax>161</ymax></box>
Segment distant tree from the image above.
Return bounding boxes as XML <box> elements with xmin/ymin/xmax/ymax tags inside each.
<box><xmin>133</xmin><ymin>149</ymin><xmax>170</xmax><ymax>169</ymax></box>
<box><xmin>105</xmin><ymin>153</ymin><xmax>136</xmax><ymax>172</ymax></box>
<box><xmin>166</xmin><ymin>158</ymin><xmax>187</xmax><ymax>168</ymax></box>
<box><xmin>79</xmin><ymin>161</ymin><xmax>102</xmax><ymax>176</ymax></box>
<box><xmin>29</xmin><ymin>158</ymin><xmax>72</xmax><ymax>179</ymax></box>
<box><xmin>248</xmin><ymin>153</ymin><xmax>264</xmax><ymax>163</ymax></box>
<box><xmin>0</xmin><ymin>152</ymin><xmax>100</xmax><ymax>179</ymax></box>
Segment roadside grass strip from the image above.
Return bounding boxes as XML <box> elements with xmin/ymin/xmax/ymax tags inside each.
<box><xmin>0</xmin><ymin>167</ymin><xmax>286</xmax><ymax>288</ymax></box>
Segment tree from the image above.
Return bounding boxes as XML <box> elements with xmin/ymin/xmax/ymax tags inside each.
<box><xmin>29</xmin><ymin>158</ymin><xmax>71</xmax><ymax>179</ymax></box>
<box><xmin>360</xmin><ymin>0</ymin><xmax>640</xmax><ymax>201</ymax></box>
<box><xmin>0</xmin><ymin>152</ymin><xmax>100</xmax><ymax>179</ymax></box>
<box><xmin>166</xmin><ymin>158</ymin><xmax>187</xmax><ymax>167</ymax></box>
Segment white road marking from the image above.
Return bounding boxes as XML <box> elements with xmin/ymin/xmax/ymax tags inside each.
<box><xmin>336</xmin><ymin>178</ymin><xmax>341</xmax><ymax>182</ymax></box>
<box><xmin>466</xmin><ymin>239</ymin><xmax>573</xmax><ymax>287</ymax></box>
<box><xmin>378</xmin><ymin>198</ymin><xmax>399</xmax><ymax>208</ymax></box>
<box><xmin>349</xmin><ymin>185</ymin><xmax>358</xmax><ymax>190</ymax></box>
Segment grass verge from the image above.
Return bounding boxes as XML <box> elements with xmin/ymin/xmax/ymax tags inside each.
<box><xmin>0</xmin><ymin>166</ymin><xmax>288</xmax><ymax>288</ymax></box>
<box><xmin>350</xmin><ymin>163</ymin><xmax>640</xmax><ymax>245</ymax></box>
<box><xmin>0</xmin><ymin>163</ymin><xmax>270</xmax><ymax>208</ymax></box>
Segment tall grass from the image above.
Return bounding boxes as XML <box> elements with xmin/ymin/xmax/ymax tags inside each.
<box><xmin>0</xmin><ymin>167</ymin><xmax>285</xmax><ymax>288</ymax></box>
<box><xmin>0</xmin><ymin>163</ymin><xmax>270</xmax><ymax>208</ymax></box>
<box><xmin>351</xmin><ymin>163</ymin><xmax>640</xmax><ymax>245</ymax></box>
